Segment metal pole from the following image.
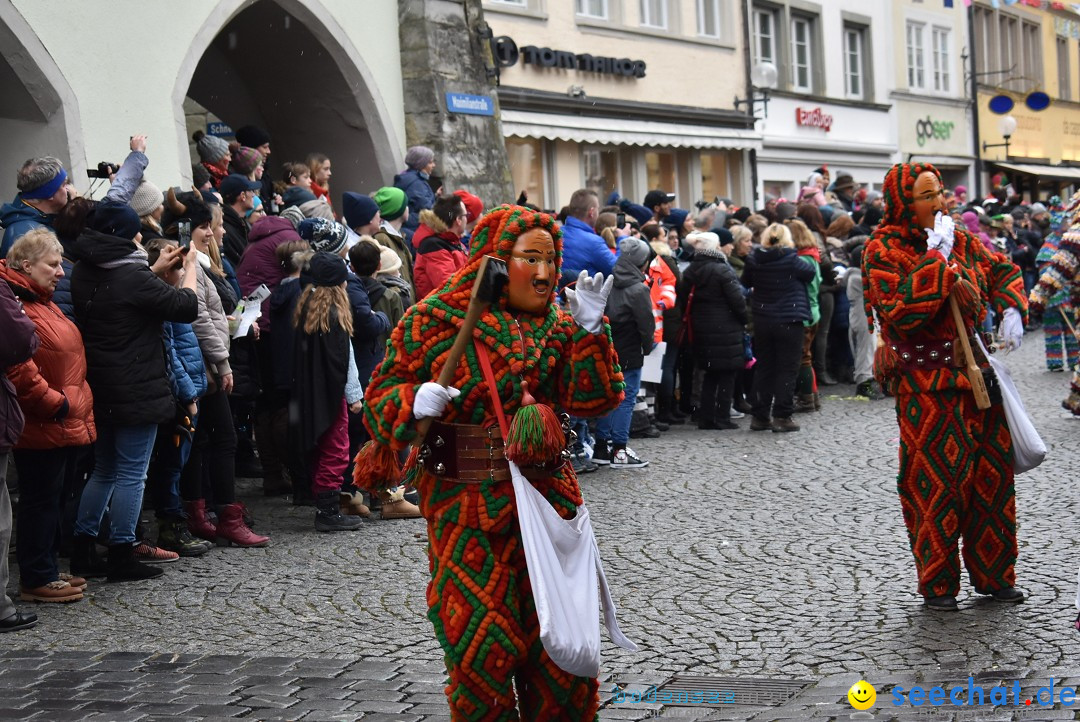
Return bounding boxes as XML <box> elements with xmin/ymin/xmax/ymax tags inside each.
<box><xmin>743</xmin><ymin>0</ymin><xmax>760</xmax><ymax>206</ymax></box>
<box><xmin>968</xmin><ymin>2</ymin><xmax>983</xmax><ymax>199</ymax></box>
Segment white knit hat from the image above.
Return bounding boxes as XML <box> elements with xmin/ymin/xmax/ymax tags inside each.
<box><xmin>129</xmin><ymin>180</ymin><xmax>163</xmax><ymax>218</ymax></box>
<box><xmin>377</xmin><ymin>245</ymin><xmax>402</xmax><ymax>275</ymax></box>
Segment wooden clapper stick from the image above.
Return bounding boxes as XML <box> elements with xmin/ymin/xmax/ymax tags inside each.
<box><xmin>949</xmin><ymin>291</ymin><xmax>991</xmax><ymax>410</ymax></box>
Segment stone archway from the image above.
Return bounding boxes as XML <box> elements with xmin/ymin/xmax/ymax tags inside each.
<box><xmin>0</xmin><ymin>0</ymin><xmax>85</xmax><ymax>199</ymax></box>
<box><xmin>173</xmin><ymin>0</ymin><xmax>402</xmax><ymax>201</ymax></box>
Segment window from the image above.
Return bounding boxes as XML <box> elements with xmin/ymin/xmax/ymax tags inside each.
<box><xmin>505</xmin><ymin>137</ymin><xmax>547</xmax><ymax>209</ymax></box>
<box><xmin>488</xmin><ymin>0</ymin><xmax>526</xmax><ymax>4</ymax></box>
<box><xmin>999</xmin><ymin>14</ymin><xmax>1018</xmax><ymax>89</ymax></box>
<box><xmin>697</xmin><ymin>0</ymin><xmax>721</xmax><ymax>38</ymax></box>
<box><xmin>1059</xmin><ymin>36</ymin><xmax>1072</xmax><ymax>101</ymax></box>
<box><xmin>576</xmin><ymin>0</ymin><xmax>607</xmax><ymax>18</ymax></box>
<box><xmin>932</xmin><ymin>27</ymin><xmax>950</xmax><ymax>93</ymax></box>
<box><xmin>700</xmin><ymin>152</ymin><xmax>731</xmax><ymax>201</ymax></box>
<box><xmin>790</xmin><ymin>16</ymin><xmax>813</xmax><ymax>92</ymax></box>
<box><xmin>844</xmin><ymin>26</ymin><xmax>864</xmax><ymax>99</ymax></box>
<box><xmin>640</xmin><ymin>0</ymin><xmax>667</xmax><ymax>28</ymax></box>
<box><xmin>753</xmin><ymin>8</ymin><xmax>776</xmax><ymax>66</ymax></box>
<box><xmin>906</xmin><ymin>22</ymin><xmax>925</xmax><ymax>89</ymax></box>
<box><xmin>645</xmin><ymin>151</ymin><xmax>676</xmax><ymax>195</ymax></box>
<box><xmin>1021</xmin><ymin>21</ymin><xmax>1042</xmax><ymax>88</ymax></box>
<box><xmin>973</xmin><ymin>6</ymin><xmax>995</xmax><ymax>76</ymax></box>
<box><xmin>582</xmin><ymin>147</ymin><xmax>620</xmax><ymax>198</ymax></box>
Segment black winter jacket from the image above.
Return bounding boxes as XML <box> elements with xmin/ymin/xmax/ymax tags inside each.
<box><xmin>605</xmin><ymin>254</ymin><xmax>655</xmax><ymax>371</ymax></box>
<box><xmin>70</xmin><ymin>229</ymin><xmax>198</xmax><ymax>426</ymax></box>
<box><xmin>221</xmin><ymin>204</ymin><xmax>250</xmax><ymax>267</ymax></box>
<box><xmin>740</xmin><ymin>246</ymin><xmax>814</xmax><ymax>325</ymax></box>
<box><xmin>680</xmin><ymin>252</ymin><xmax>748</xmax><ymax>371</ymax></box>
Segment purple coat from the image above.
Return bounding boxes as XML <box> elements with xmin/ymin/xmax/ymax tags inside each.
<box><xmin>0</xmin><ymin>280</ymin><xmax>39</xmax><ymax>451</ymax></box>
<box><xmin>235</xmin><ymin>215</ymin><xmax>301</xmax><ymax>335</ymax></box>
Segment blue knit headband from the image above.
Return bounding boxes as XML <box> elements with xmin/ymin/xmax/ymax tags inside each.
<box><xmin>21</xmin><ymin>168</ymin><xmax>68</xmax><ymax>200</ymax></box>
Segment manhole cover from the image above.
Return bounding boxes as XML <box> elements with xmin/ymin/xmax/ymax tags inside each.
<box><xmin>652</xmin><ymin>674</ymin><xmax>813</xmax><ymax>707</ymax></box>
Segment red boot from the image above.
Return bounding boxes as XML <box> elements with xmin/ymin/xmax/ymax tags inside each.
<box><xmin>184</xmin><ymin>499</ymin><xmax>217</xmax><ymax>542</ymax></box>
<box><xmin>216</xmin><ymin>503</ymin><xmax>270</xmax><ymax>547</ymax></box>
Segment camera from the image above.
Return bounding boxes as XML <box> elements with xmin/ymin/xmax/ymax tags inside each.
<box><xmin>86</xmin><ymin>161</ymin><xmax>119</xmax><ymax>179</ymax></box>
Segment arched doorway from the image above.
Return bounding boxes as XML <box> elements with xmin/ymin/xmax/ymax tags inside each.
<box><xmin>0</xmin><ymin>1</ymin><xmax>85</xmax><ymax>199</ymax></box>
<box><xmin>176</xmin><ymin>0</ymin><xmax>401</xmax><ymax>203</ymax></box>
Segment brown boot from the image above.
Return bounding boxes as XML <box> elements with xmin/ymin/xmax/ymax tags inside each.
<box><xmin>771</xmin><ymin>417</ymin><xmax>801</xmax><ymax>433</ymax></box>
<box><xmin>379</xmin><ymin>488</ymin><xmax>422</xmax><ymax>520</ymax></box>
<box><xmin>794</xmin><ymin>394</ymin><xmax>816</xmax><ymax>413</ymax></box>
<box><xmin>340</xmin><ymin>490</ymin><xmax>371</xmax><ymax>517</ymax></box>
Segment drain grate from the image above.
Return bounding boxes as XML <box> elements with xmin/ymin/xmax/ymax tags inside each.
<box><xmin>650</xmin><ymin>674</ymin><xmax>813</xmax><ymax>707</ymax></box>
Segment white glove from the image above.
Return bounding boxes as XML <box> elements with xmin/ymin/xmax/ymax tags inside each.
<box><xmin>925</xmin><ymin>211</ymin><xmax>955</xmax><ymax>260</ymax></box>
<box><xmin>1001</xmin><ymin>307</ymin><xmax>1024</xmax><ymax>351</ymax></box>
<box><xmin>565</xmin><ymin>271</ymin><xmax>614</xmax><ymax>335</ymax></box>
<box><xmin>412</xmin><ymin>382</ymin><xmax>461</xmax><ymax>420</ymax></box>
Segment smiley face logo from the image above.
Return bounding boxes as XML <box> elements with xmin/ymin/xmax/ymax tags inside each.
<box><xmin>848</xmin><ymin>680</ymin><xmax>876</xmax><ymax>710</ymax></box>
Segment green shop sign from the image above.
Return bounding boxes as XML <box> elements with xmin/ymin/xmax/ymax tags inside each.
<box><xmin>916</xmin><ymin>116</ymin><xmax>955</xmax><ymax>147</ymax></box>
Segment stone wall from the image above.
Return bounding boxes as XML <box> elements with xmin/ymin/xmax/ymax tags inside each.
<box><xmin>398</xmin><ymin>0</ymin><xmax>514</xmax><ymax>208</ymax></box>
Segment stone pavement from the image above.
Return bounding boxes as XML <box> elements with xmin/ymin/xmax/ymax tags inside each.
<box><xmin>4</xmin><ymin>335</ymin><xmax>1080</xmax><ymax>721</ymax></box>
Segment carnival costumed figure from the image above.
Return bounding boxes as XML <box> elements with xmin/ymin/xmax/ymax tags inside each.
<box><xmin>354</xmin><ymin>205</ymin><xmax>625</xmax><ymax>721</ymax></box>
<box><xmin>862</xmin><ymin>163</ymin><xmax>1028</xmax><ymax>611</ymax></box>
<box><xmin>1030</xmin><ymin>195</ymin><xmax>1080</xmax><ymax>414</ymax></box>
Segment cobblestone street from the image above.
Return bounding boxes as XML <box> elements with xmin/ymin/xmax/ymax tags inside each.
<box><xmin>4</xmin><ymin>335</ymin><xmax>1080</xmax><ymax>721</ymax></box>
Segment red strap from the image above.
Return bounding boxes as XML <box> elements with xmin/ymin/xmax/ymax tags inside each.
<box><xmin>474</xmin><ymin>337</ymin><xmax>510</xmax><ymax>438</ymax></box>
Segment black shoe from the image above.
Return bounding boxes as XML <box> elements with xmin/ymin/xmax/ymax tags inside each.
<box><xmin>70</xmin><ymin>534</ymin><xmax>108</xmax><ymax>578</ymax></box>
<box><xmin>749</xmin><ymin>416</ymin><xmax>772</xmax><ymax>431</ymax></box>
<box><xmin>571</xmin><ymin>452</ymin><xmax>598</xmax><ymax>474</ymax></box>
<box><xmin>591</xmin><ymin>439</ymin><xmax>612</xmax><ymax>466</ymax></box>
<box><xmin>925</xmin><ymin>595</ymin><xmax>958</xmax><ymax>611</ymax></box>
<box><xmin>656</xmin><ymin>413</ymin><xmax>686</xmax><ymax>425</ymax></box>
<box><xmin>734</xmin><ymin>399</ymin><xmax>753</xmax><ymax>414</ymax></box>
<box><xmin>817</xmin><ymin>371</ymin><xmax>838</xmax><ymax>386</ymax></box>
<box><xmin>107</xmin><ymin>543</ymin><xmax>164</xmax><ymax>582</ymax></box>
<box><xmin>771</xmin><ymin>417</ymin><xmax>800</xmax><ymax>432</ymax></box>
<box><xmin>670</xmin><ymin>407</ymin><xmax>690</xmax><ymax>422</ymax></box>
<box><xmin>856</xmin><ymin>381</ymin><xmax>886</xmax><ymax>400</ymax></box>
<box><xmin>652</xmin><ymin>420</ymin><xmax>670</xmax><ymax>432</ymax></box>
<box><xmin>0</xmin><ymin>610</ymin><xmax>38</xmax><ymax>632</ymax></box>
<box><xmin>630</xmin><ymin>425</ymin><xmax>662</xmax><ymax>439</ymax></box>
<box><xmin>157</xmin><ymin>519</ymin><xmax>210</xmax><ymax>557</ymax></box>
<box><xmin>314</xmin><ymin>491</ymin><xmax>363</xmax><ymax>532</ymax></box>
<box><xmin>979</xmin><ymin>586</ymin><xmax>1026</xmax><ymax>603</ymax></box>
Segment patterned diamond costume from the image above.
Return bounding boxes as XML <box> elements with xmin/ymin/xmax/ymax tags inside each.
<box><xmin>863</xmin><ymin>163</ymin><xmax>1027</xmax><ymax>599</ymax></box>
<box><xmin>355</xmin><ymin>205</ymin><xmax>625</xmax><ymax>720</ymax></box>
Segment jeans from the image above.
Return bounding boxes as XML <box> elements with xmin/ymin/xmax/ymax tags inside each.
<box><xmin>180</xmin><ymin>387</ymin><xmax>236</xmax><ymax>506</ymax></box>
<box><xmin>75</xmin><ymin>423</ymin><xmax>158</xmax><ymax>545</ymax></box>
<box><xmin>148</xmin><ymin>415</ymin><xmax>196</xmax><ymax>519</ymax></box>
<box><xmin>596</xmin><ymin>367</ymin><xmax>642</xmax><ymax>446</ymax></box>
<box><xmin>14</xmin><ymin>446</ymin><xmax>87</xmax><ymax>588</ymax></box>
<box><xmin>751</xmin><ymin>322</ymin><xmax>804</xmax><ymax>420</ymax></box>
<box><xmin>0</xmin><ymin>454</ymin><xmax>16</xmax><ymax>622</ymax></box>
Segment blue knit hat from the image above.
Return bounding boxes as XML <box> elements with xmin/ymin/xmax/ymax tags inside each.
<box><xmin>342</xmin><ymin>191</ymin><xmax>380</xmax><ymax>229</ymax></box>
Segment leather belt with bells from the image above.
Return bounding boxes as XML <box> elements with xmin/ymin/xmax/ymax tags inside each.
<box><xmin>418</xmin><ymin>420</ymin><xmax>571</xmax><ymax>484</ymax></box>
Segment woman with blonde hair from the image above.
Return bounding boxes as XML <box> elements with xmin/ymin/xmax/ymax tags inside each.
<box><xmin>787</xmin><ymin>219</ymin><xmax>824</xmax><ymax>412</ymax></box>
<box><xmin>291</xmin><ymin>252</ymin><xmax>364</xmax><ymax>532</ymax></box>
<box><xmin>739</xmin><ymin>222</ymin><xmax>815</xmax><ymax>432</ymax></box>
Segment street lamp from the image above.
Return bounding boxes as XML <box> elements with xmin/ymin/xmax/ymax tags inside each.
<box><xmin>734</xmin><ymin>61</ymin><xmax>778</xmax><ymax>117</ymax></box>
<box><xmin>982</xmin><ymin>114</ymin><xmax>1017</xmax><ymax>157</ymax></box>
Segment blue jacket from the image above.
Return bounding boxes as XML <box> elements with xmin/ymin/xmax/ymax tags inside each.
<box><xmin>346</xmin><ymin>269</ymin><xmax>390</xmax><ymax>388</ymax></box>
<box><xmin>164</xmin><ymin>321</ymin><xmax>207</xmax><ymax>404</ymax></box>
<box><xmin>52</xmin><ymin>257</ymin><xmax>76</xmax><ymax>324</ymax></box>
<box><xmin>560</xmin><ymin>216</ymin><xmax>615</xmax><ymax>283</ymax></box>
<box><xmin>0</xmin><ymin>199</ymin><xmax>50</xmax><ymax>258</ymax></box>
<box><xmin>739</xmin><ymin>246</ymin><xmax>815</xmax><ymax>325</ymax></box>
<box><xmin>393</xmin><ymin>168</ymin><xmax>436</xmax><ymax>241</ymax></box>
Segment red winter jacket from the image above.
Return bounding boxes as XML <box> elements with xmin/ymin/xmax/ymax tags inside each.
<box><xmin>0</xmin><ymin>261</ymin><xmax>95</xmax><ymax>450</ymax></box>
<box><xmin>413</xmin><ymin>210</ymin><xmax>467</xmax><ymax>300</ymax></box>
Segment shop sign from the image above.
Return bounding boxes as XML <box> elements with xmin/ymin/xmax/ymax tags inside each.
<box><xmin>446</xmin><ymin>93</ymin><xmax>495</xmax><ymax>116</ymax></box>
<box><xmin>207</xmin><ymin>121</ymin><xmax>234</xmax><ymax>138</ymax></box>
<box><xmin>796</xmin><ymin>107</ymin><xmax>833</xmax><ymax>132</ymax></box>
<box><xmin>915</xmin><ymin>116</ymin><xmax>955</xmax><ymax>147</ymax></box>
<box><xmin>493</xmin><ymin>36</ymin><xmax>646</xmax><ymax>78</ymax></box>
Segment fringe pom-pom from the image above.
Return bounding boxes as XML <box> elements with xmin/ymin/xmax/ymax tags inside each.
<box><xmin>353</xmin><ymin>441</ymin><xmax>403</xmax><ymax>492</ymax></box>
<box><xmin>504</xmin><ymin>403</ymin><xmax>565</xmax><ymax>466</ymax></box>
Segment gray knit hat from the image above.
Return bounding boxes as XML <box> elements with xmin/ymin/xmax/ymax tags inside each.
<box><xmin>404</xmin><ymin>145</ymin><xmax>435</xmax><ymax>171</ymax></box>
<box><xmin>300</xmin><ymin>199</ymin><xmax>334</xmax><ymax>220</ymax></box>
<box><xmin>194</xmin><ymin>132</ymin><xmax>230</xmax><ymax>163</ymax></box>
<box><xmin>279</xmin><ymin>205</ymin><xmax>306</xmax><ymax>230</ymax></box>
<box><xmin>129</xmin><ymin>180</ymin><xmax>164</xmax><ymax>217</ymax></box>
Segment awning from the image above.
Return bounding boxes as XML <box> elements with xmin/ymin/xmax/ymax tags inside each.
<box><xmin>500</xmin><ymin>109</ymin><xmax>762</xmax><ymax>151</ymax></box>
<box><xmin>992</xmin><ymin>161</ymin><xmax>1080</xmax><ymax>182</ymax></box>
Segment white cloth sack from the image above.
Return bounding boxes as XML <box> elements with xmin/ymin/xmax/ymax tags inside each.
<box><xmin>639</xmin><ymin>341</ymin><xmax>666</xmax><ymax>384</ymax></box>
<box><xmin>976</xmin><ymin>336</ymin><xmax>1046</xmax><ymax>474</ymax></box>
<box><xmin>508</xmin><ymin>461</ymin><xmax>638</xmax><ymax>678</ymax></box>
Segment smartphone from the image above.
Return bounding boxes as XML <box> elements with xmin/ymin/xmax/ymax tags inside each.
<box><xmin>617</xmin><ymin>212</ymin><xmax>626</xmax><ymax>228</ymax></box>
<box><xmin>178</xmin><ymin>221</ymin><xmax>191</xmax><ymax>249</ymax></box>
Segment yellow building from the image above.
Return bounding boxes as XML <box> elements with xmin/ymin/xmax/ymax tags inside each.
<box><xmin>973</xmin><ymin>0</ymin><xmax>1080</xmax><ymax>198</ymax></box>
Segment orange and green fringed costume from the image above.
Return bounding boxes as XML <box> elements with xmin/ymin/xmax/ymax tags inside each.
<box><xmin>863</xmin><ymin>162</ymin><xmax>1028</xmax><ymax>600</ymax></box>
<box><xmin>355</xmin><ymin>205</ymin><xmax>625</xmax><ymax>721</ymax></box>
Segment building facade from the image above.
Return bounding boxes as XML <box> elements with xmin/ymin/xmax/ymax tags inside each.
<box><xmin>483</xmin><ymin>0</ymin><xmax>759</xmax><ymax>210</ymax></box>
<box><xmin>972</xmin><ymin>0</ymin><xmax>1080</xmax><ymax>198</ymax></box>
<box><xmin>890</xmin><ymin>0</ymin><xmax>974</xmax><ymax>193</ymax></box>
<box><xmin>749</xmin><ymin>0</ymin><xmax>892</xmax><ymax>201</ymax></box>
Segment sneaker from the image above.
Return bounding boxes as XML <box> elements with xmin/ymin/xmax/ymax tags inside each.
<box><xmin>133</xmin><ymin>542</ymin><xmax>180</xmax><ymax>564</ymax></box>
<box><xmin>19</xmin><ymin>580</ymin><xmax>83</xmax><ymax>603</ymax></box>
<box><xmin>591</xmin><ymin>439</ymin><xmax>612</xmax><ymax>465</ymax></box>
<box><xmin>571</xmin><ymin>451</ymin><xmax>598</xmax><ymax>474</ymax></box>
<box><xmin>729</xmin><ymin>406</ymin><xmax>746</xmax><ymax>419</ymax></box>
<box><xmin>610</xmin><ymin>446</ymin><xmax>649</xmax><ymax>469</ymax></box>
